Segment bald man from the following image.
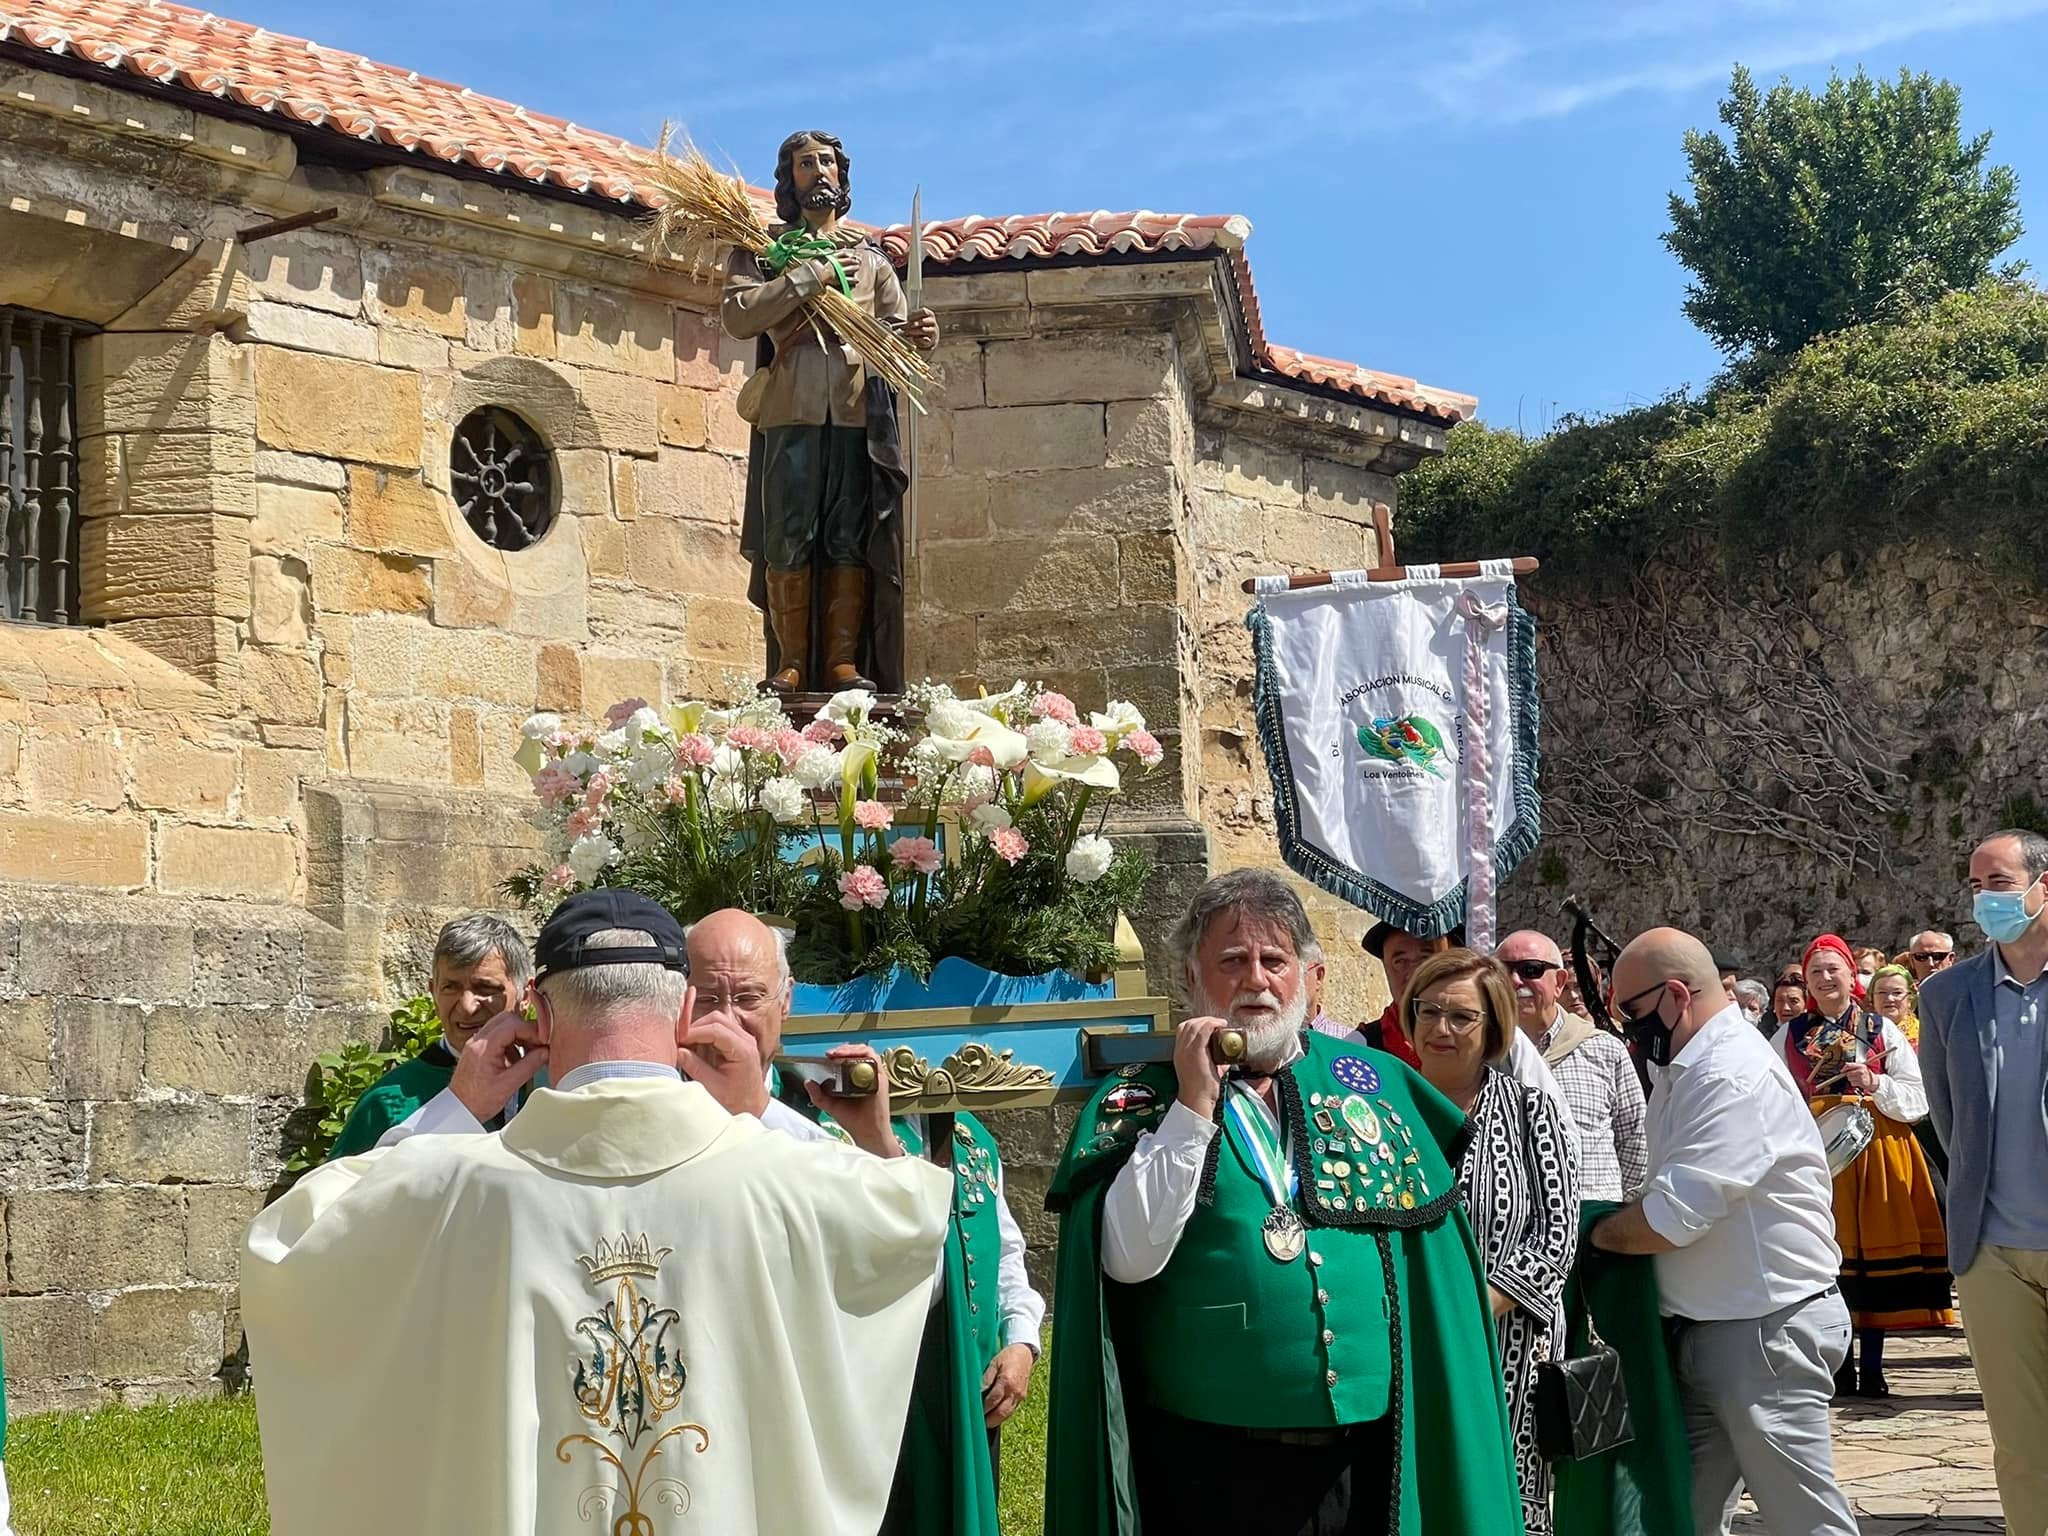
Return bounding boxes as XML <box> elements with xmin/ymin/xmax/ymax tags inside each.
<box><xmin>1498</xmin><ymin>930</ymin><xmax>1647</xmax><ymax>1200</ymax></box>
<box><xmin>1589</xmin><ymin>928</ymin><xmax>1852</xmax><ymax>1536</ymax></box>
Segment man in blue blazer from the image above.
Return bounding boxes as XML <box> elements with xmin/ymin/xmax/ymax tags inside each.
<box><xmin>1919</xmin><ymin>827</ymin><xmax>2048</xmax><ymax>1536</ymax></box>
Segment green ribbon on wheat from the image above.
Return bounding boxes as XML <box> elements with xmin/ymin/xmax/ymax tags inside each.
<box><xmin>762</xmin><ymin>227</ymin><xmax>853</xmax><ymax>297</ymax></box>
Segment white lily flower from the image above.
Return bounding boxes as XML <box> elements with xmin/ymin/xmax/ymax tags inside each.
<box><xmin>821</xmin><ymin>689</ymin><xmax>876</xmax><ymax>727</ymax></box>
<box><xmin>1023</xmin><ymin>754</ymin><xmax>1122</xmax><ymax>805</ymax></box>
<box><xmin>969</xmin><ymin>803</ymin><xmax>1014</xmax><ymax>831</ymax></box>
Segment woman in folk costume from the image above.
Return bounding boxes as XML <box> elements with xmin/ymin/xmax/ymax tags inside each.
<box><xmin>1868</xmin><ymin>962</ymin><xmax>1950</xmax><ymax>1198</ymax></box>
<box><xmin>1788</xmin><ymin>934</ymin><xmax>1954</xmax><ymax>1398</ymax></box>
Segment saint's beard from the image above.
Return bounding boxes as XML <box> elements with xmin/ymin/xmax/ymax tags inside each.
<box><xmin>799</xmin><ymin>180</ymin><xmax>845</xmax><ymax>213</ymax></box>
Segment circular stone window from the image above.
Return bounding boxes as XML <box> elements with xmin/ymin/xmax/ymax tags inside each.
<box><xmin>451</xmin><ymin>407</ymin><xmax>555</xmax><ymax>550</ymax></box>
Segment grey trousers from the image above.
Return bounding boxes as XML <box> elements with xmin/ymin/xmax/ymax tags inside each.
<box><xmin>1673</xmin><ymin>1287</ymin><xmax>1858</xmax><ymax>1536</ymax></box>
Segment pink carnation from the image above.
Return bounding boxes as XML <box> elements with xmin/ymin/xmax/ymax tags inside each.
<box><xmin>566</xmin><ymin>807</ymin><xmax>602</xmax><ymax>838</ymax></box>
<box><xmin>838</xmin><ymin>865</ymin><xmax>889</xmax><ymax>910</ymax></box>
<box><xmin>605</xmin><ymin>698</ymin><xmax>650</xmax><ymax>726</ymax></box>
<box><xmin>967</xmin><ymin>746</ymin><xmax>996</xmax><ymax>768</ymax></box>
<box><xmin>533</xmin><ymin>765</ymin><xmax>579</xmax><ymax>806</ymax></box>
<box><xmin>543</xmin><ymin>863</ymin><xmax>577</xmax><ymax>893</ymax></box>
<box><xmin>583</xmin><ymin>770</ymin><xmax>613</xmax><ymax>808</ymax></box>
<box><xmin>890</xmin><ymin>836</ymin><xmax>942</xmax><ymax>875</ymax></box>
<box><xmin>676</xmin><ymin>734</ymin><xmax>716</xmax><ymax>768</ymax></box>
<box><xmin>853</xmin><ymin>799</ymin><xmax>894</xmax><ymax>831</ymax></box>
<box><xmin>802</xmin><ymin>718</ymin><xmax>842</xmax><ymax>744</ymax></box>
<box><xmin>659</xmin><ymin>776</ymin><xmax>689</xmax><ymax>805</ymax></box>
<box><xmin>1031</xmin><ymin>691</ymin><xmax>1079</xmax><ymax>725</ymax></box>
<box><xmin>989</xmin><ymin>827</ymin><xmax>1029</xmax><ymax>864</ymax></box>
<box><xmin>773</xmin><ymin>728</ymin><xmax>810</xmax><ymax>768</ymax></box>
<box><xmin>1125</xmin><ymin>728</ymin><xmax>1164</xmax><ymax>767</ymax></box>
<box><xmin>727</xmin><ymin>724</ymin><xmax>774</xmax><ymax>752</ymax></box>
<box><xmin>544</xmin><ymin>729</ymin><xmax>577</xmax><ymax>753</ymax></box>
<box><xmin>1068</xmin><ymin>726</ymin><xmax>1107</xmax><ymax>756</ymax></box>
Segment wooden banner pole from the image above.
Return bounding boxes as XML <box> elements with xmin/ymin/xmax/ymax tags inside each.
<box><xmin>1240</xmin><ymin>555</ymin><xmax>1539</xmax><ymax>594</ymax></box>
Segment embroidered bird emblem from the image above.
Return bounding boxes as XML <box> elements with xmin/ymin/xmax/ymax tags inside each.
<box><xmin>1357</xmin><ymin>715</ymin><xmax>1448</xmax><ymax>777</ymax></box>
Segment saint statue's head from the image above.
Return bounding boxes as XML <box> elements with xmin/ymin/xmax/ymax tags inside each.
<box><xmin>775</xmin><ymin>131</ymin><xmax>853</xmax><ymax>225</ymax></box>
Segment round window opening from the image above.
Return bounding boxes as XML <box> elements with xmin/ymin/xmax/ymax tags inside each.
<box><xmin>452</xmin><ymin>407</ymin><xmax>555</xmax><ymax>550</ymax></box>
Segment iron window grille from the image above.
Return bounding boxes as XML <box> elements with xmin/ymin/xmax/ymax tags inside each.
<box><xmin>1</xmin><ymin>307</ymin><xmax>85</xmax><ymax>626</ymax></box>
<box><xmin>452</xmin><ymin>406</ymin><xmax>555</xmax><ymax>551</ymax></box>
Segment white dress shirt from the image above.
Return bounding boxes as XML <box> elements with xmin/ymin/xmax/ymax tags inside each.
<box><xmin>1641</xmin><ymin>1003</ymin><xmax>1842</xmax><ymax>1321</ymax></box>
<box><xmin>1101</xmin><ymin>1035</ymin><xmax>1304</xmax><ymax>1284</ymax></box>
<box><xmin>381</xmin><ymin>1063</ymin><xmax>1044</xmax><ymax>1344</ymax></box>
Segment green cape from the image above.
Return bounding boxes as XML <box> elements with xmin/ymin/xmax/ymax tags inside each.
<box><xmin>327</xmin><ymin>1051</ymin><xmax>456</xmax><ymax>1160</ymax></box>
<box><xmin>771</xmin><ymin>1081</ymin><xmax>999</xmax><ymax>1536</ymax></box>
<box><xmin>1551</xmin><ymin>1202</ymin><xmax>1692</xmax><ymax>1536</ymax></box>
<box><xmin>1044</xmin><ymin>1052</ymin><xmax>1525</xmax><ymax>1536</ymax></box>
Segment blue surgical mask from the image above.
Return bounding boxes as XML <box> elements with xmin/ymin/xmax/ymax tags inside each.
<box><xmin>1974</xmin><ymin>879</ymin><xmax>2044</xmax><ymax>944</ymax></box>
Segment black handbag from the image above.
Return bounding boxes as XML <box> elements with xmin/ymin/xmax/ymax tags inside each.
<box><xmin>1509</xmin><ymin>1080</ymin><xmax>1634</xmax><ymax>1462</ymax></box>
<box><xmin>1535</xmin><ymin>1331</ymin><xmax>1634</xmax><ymax>1461</ymax></box>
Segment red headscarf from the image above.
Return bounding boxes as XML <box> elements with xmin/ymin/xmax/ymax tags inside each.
<box><xmin>1791</xmin><ymin>932</ymin><xmax>1884</xmax><ymax>1096</ymax></box>
<box><xmin>1802</xmin><ymin>933</ymin><xmax>1867</xmax><ymax>1006</ymax></box>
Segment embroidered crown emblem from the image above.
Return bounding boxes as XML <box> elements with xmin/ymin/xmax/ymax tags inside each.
<box><xmin>576</xmin><ymin>1232</ymin><xmax>673</xmax><ymax>1285</ymax></box>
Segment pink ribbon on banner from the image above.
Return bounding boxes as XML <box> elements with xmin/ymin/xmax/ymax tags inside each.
<box><xmin>1454</xmin><ymin>572</ymin><xmax>1513</xmax><ymax>953</ymax></box>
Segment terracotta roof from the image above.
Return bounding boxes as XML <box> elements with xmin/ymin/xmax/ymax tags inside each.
<box><xmin>1</xmin><ymin>0</ymin><xmax>1474</xmax><ymax>423</ymax></box>
<box><xmin>879</xmin><ymin>213</ymin><xmax>1476</xmax><ymax>423</ymax></box>
<box><xmin>0</xmin><ymin>0</ymin><xmax>653</xmax><ymax>201</ymax></box>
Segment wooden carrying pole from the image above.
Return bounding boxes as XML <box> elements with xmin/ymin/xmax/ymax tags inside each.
<box><xmin>1240</xmin><ymin>502</ymin><xmax>1539</xmax><ymax>592</ymax></box>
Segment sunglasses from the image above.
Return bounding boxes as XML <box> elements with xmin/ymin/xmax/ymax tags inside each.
<box><xmin>1503</xmin><ymin>959</ymin><xmax>1563</xmax><ymax>982</ymax></box>
<box><xmin>1911</xmin><ymin>951</ymin><xmax>1955</xmax><ymax>966</ymax></box>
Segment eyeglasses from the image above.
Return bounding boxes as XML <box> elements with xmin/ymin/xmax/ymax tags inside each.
<box><xmin>1911</xmin><ymin>951</ymin><xmax>1955</xmax><ymax>967</ymax></box>
<box><xmin>1503</xmin><ymin>959</ymin><xmax>1562</xmax><ymax>982</ymax></box>
<box><xmin>1412</xmin><ymin>1002</ymin><xmax>1486</xmax><ymax>1035</ymax></box>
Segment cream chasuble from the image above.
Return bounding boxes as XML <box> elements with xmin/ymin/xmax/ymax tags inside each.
<box><xmin>244</xmin><ymin>1077</ymin><xmax>951</xmax><ymax>1536</ymax></box>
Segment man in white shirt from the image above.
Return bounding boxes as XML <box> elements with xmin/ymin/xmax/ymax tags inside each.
<box><xmin>1589</xmin><ymin>927</ymin><xmax>1854</xmax><ymax>1536</ymax></box>
<box><xmin>245</xmin><ymin>888</ymin><xmax>950</xmax><ymax>1536</ymax></box>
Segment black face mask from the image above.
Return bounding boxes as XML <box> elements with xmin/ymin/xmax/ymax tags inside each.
<box><xmin>1619</xmin><ymin>986</ymin><xmax>1677</xmax><ymax>1068</ymax></box>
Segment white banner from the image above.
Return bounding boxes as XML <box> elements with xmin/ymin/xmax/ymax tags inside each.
<box><xmin>1246</xmin><ymin>561</ymin><xmax>1540</xmax><ymax>951</ymax></box>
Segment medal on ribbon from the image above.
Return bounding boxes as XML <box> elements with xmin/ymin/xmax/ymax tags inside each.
<box><xmin>1226</xmin><ymin>1083</ymin><xmax>1303</xmax><ymax>1262</ymax></box>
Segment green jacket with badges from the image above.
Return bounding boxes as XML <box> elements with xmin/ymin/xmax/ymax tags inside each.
<box><xmin>1044</xmin><ymin>1032</ymin><xmax>1526</xmax><ymax>1536</ymax></box>
<box><xmin>775</xmin><ymin>1081</ymin><xmax>1001</xmax><ymax>1536</ymax></box>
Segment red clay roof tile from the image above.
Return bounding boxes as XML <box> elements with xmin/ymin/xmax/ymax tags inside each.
<box><xmin>2</xmin><ymin>0</ymin><xmax>1473</xmax><ymax>422</ymax></box>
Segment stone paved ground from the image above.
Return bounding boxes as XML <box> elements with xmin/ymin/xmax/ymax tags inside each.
<box><xmin>1729</xmin><ymin>1330</ymin><xmax>2002</xmax><ymax>1534</ymax></box>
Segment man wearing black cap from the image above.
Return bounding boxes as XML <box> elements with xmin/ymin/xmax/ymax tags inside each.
<box><xmin>243</xmin><ymin>888</ymin><xmax>953</xmax><ymax>1536</ymax></box>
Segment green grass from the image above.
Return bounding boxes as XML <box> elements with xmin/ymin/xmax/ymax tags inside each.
<box><xmin>9</xmin><ymin>1395</ymin><xmax>270</xmax><ymax>1536</ymax></box>
<box><xmin>5</xmin><ymin>1366</ymin><xmax>1053</xmax><ymax>1536</ymax></box>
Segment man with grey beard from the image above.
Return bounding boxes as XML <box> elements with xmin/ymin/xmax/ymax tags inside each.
<box><xmin>1042</xmin><ymin>869</ymin><xmax>1522</xmax><ymax>1536</ymax></box>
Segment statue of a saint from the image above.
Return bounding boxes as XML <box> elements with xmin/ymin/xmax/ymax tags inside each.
<box><xmin>722</xmin><ymin>131</ymin><xmax>938</xmax><ymax>695</ymax></box>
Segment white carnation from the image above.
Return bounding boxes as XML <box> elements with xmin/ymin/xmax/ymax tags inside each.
<box><xmin>559</xmin><ymin>751</ymin><xmax>598</xmax><ymax>780</ymax></box>
<box><xmin>927</xmin><ymin>699</ymin><xmax>979</xmax><ymax>740</ymax></box>
<box><xmin>758</xmin><ymin>776</ymin><xmax>806</xmax><ymax>822</ymax></box>
<box><xmin>710</xmin><ymin>744</ymin><xmax>746</xmax><ymax>780</ymax></box>
<box><xmin>970</xmin><ymin>803</ymin><xmax>1013</xmax><ymax>831</ymax></box>
<box><xmin>595</xmin><ymin>727</ymin><xmax>629</xmax><ymax>758</ymax></box>
<box><xmin>1026</xmin><ymin>720</ymin><xmax>1073</xmax><ymax>763</ymax></box>
<box><xmin>1064</xmin><ymin>834</ymin><xmax>1115</xmax><ymax>884</ymax></box>
<box><xmin>955</xmin><ymin>764</ymin><xmax>998</xmax><ymax>803</ymax></box>
<box><xmin>567</xmin><ymin>832</ymin><xmax>621</xmax><ymax>883</ymax></box>
<box><xmin>626</xmin><ymin>706</ymin><xmax>665</xmax><ymax>738</ymax></box>
<box><xmin>793</xmin><ymin>747</ymin><xmax>844</xmax><ymax>790</ymax></box>
<box><xmin>520</xmin><ymin>712</ymin><xmax>561</xmax><ymax>742</ymax></box>
<box><xmin>707</xmin><ymin>777</ymin><xmax>747</xmax><ymax>812</ymax></box>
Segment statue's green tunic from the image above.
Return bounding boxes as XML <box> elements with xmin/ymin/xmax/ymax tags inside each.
<box><xmin>774</xmin><ymin>1077</ymin><xmax>1001</xmax><ymax>1536</ymax></box>
<box><xmin>1045</xmin><ymin>1033</ymin><xmax>1525</xmax><ymax>1535</ymax></box>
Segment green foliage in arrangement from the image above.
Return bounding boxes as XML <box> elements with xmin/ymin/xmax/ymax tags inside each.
<box><xmin>1401</xmin><ymin>282</ymin><xmax>2048</xmax><ymax>590</ymax></box>
<box><xmin>1667</xmin><ymin>66</ymin><xmax>2023</xmax><ymax>356</ymax></box>
<box><xmin>283</xmin><ymin>995</ymin><xmax>441</xmax><ymax>1173</ymax></box>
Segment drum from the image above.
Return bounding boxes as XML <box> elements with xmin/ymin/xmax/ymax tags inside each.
<box><xmin>1817</xmin><ymin>1101</ymin><xmax>1875</xmax><ymax>1175</ymax></box>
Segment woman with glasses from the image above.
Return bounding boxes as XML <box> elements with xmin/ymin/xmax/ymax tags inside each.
<box><xmin>1406</xmin><ymin>949</ymin><xmax>1579</xmax><ymax>1535</ymax></box>
<box><xmin>1787</xmin><ymin>935</ymin><xmax>1953</xmax><ymax>1398</ymax></box>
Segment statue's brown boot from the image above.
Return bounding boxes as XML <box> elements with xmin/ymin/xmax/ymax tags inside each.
<box><xmin>762</xmin><ymin>568</ymin><xmax>811</xmax><ymax>693</ymax></box>
<box><xmin>821</xmin><ymin>567</ymin><xmax>877</xmax><ymax>690</ymax></box>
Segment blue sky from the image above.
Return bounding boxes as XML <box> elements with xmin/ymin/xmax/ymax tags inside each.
<box><xmin>246</xmin><ymin>0</ymin><xmax>2048</xmax><ymax>426</ymax></box>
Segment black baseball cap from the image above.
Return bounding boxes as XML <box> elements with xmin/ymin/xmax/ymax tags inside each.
<box><xmin>1362</xmin><ymin>920</ymin><xmax>1466</xmax><ymax>958</ymax></box>
<box><xmin>534</xmin><ymin>889</ymin><xmax>689</xmax><ymax>978</ymax></box>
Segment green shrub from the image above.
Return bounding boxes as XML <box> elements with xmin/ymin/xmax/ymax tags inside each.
<box><xmin>1401</xmin><ymin>282</ymin><xmax>2048</xmax><ymax>590</ymax></box>
<box><xmin>285</xmin><ymin>995</ymin><xmax>441</xmax><ymax>1172</ymax></box>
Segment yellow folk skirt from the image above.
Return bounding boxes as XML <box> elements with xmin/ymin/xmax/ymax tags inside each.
<box><xmin>1812</xmin><ymin>1095</ymin><xmax>1956</xmax><ymax>1330</ymax></box>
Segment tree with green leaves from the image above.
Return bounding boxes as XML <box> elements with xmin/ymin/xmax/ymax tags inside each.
<box><xmin>1666</xmin><ymin>66</ymin><xmax>2022</xmax><ymax>356</ymax></box>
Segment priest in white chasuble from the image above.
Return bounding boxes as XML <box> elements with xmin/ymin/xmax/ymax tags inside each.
<box><xmin>243</xmin><ymin>888</ymin><xmax>952</xmax><ymax>1536</ymax></box>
